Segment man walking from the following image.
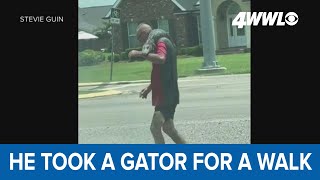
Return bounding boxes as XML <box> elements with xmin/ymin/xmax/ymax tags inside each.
<box><xmin>128</xmin><ymin>23</ymin><xmax>186</xmax><ymax>144</ymax></box>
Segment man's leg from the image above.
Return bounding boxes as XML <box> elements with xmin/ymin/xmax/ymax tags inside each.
<box><xmin>150</xmin><ymin>111</ymin><xmax>165</xmax><ymax>144</ymax></box>
<box><xmin>162</xmin><ymin>118</ymin><xmax>186</xmax><ymax>144</ymax></box>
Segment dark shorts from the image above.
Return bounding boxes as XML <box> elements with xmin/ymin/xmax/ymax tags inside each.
<box><xmin>155</xmin><ymin>104</ymin><xmax>177</xmax><ymax>121</ymax></box>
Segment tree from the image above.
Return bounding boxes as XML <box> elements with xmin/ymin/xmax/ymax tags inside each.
<box><xmin>94</xmin><ymin>21</ymin><xmax>112</xmax><ymax>39</ymax></box>
<box><xmin>94</xmin><ymin>21</ymin><xmax>112</xmax><ymax>51</ymax></box>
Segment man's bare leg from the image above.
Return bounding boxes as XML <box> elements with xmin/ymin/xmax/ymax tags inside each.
<box><xmin>162</xmin><ymin>118</ymin><xmax>186</xmax><ymax>144</ymax></box>
<box><xmin>150</xmin><ymin>111</ymin><xmax>165</xmax><ymax>144</ymax></box>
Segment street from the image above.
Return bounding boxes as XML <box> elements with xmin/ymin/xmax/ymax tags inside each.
<box><xmin>79</xmin><ymin>74</ymin><xmax>250</xmax><ymax>144</ymax></box>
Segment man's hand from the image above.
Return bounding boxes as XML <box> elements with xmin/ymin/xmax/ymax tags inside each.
<box><xmin>139</xmin><ymin>86</ymin><xmax>151</xmax><ymax>99</ymax></box>
<box><xmin>128</xmin><ymin>50</ymin><xmax>144</xmax><ymax>59</ymax></box>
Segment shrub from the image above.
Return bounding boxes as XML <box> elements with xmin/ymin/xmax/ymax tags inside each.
<box><xmin>186</xmin><ymin>47</ymin><xmax>194</xmax><ymax>55</ymax></box>
<box><xmin>120</xmin><ymin>52</ymin><xmax>128</xmax><ymax>61</ymax></box>
<box><xmin>192</xmin><ymin>45</ymin><xmax>203</xmax><ymax>57</ymax></box>
<box><xmin>178</xmin><ymin>48</ymin><xmax>186</xmax><ymax>55</ymax></box>
<box><xmin>78</xmin><ymin>49</ymin><xmax>105</xmax><ymax>66</ymax></box>
<box><xmin>180</xmin><ymin>48</ymin><xmax>187</xmax><ymax>55</ymax></box>
<box><xmin>178</xmin><ymin>45</ymin><xmax>203</xmax><ymax>57</ymax></box>
<box><xmin>107</xmin><ymin>54</ymin><xmax>121</xmax><ymax>62</ymax></box>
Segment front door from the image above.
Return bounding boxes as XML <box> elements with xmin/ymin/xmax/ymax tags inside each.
<box><xmin>227</xmin><ymin>14</ymin><xmax>247</xmax><ymax>47</ymax></box>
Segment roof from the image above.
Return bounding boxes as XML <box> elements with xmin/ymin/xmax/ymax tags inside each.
<box><xmin>174</xmin><ymin>0</ymin><xmax>250</xmax><ymax>11</ymax></box>
<box><xmin>78</xmin><ymin>31</ymin><xmax>99</xmax><ymax>40</ymax></box>
<box><xmin>104</xmin><ymin>0</ymin><xmax>200</xmax><ymax>18</ymax></box>
<box><xmin>79</xmin><ymin>13</ymin><xmax>97</xmax><ymax>33</ymax></box>
<box><xmin>102</xmin><ymin>0</ymin><xmax>250</xmax><ymax>18</ymax></box>
<box><xmin>78</xmin><ymin>5</ymin><xmax>112</xmax><ymax>33</ymax></box>
<box><xmin>172</xmin><ymin>0</ymin><xmax>199</xmax><ymax>11</ymax></box>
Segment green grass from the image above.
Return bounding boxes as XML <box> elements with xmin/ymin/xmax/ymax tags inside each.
<box><xmin>79</xmin><ymin>53</ymin><xmax>250</xmax><ymax>83</ymax></box>
<box><xmin>78</xmin><ymin>91</ymin><xmax>92</xmax><ymax>95</ymax></box>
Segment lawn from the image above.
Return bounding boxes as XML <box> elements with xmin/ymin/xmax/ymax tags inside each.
<box><xmin>79</xmin><ymin>53</ymin><xmax>250</xmax><ymax>83</ymax></box>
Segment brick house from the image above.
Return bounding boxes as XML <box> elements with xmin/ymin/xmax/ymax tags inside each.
<box><xmin>103</xmin><ymin>0</ymin><xmax>250</xmax><ymax>53</ymax></box>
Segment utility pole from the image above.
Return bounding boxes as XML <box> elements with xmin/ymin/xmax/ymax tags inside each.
<box><xmin>198</xmin><ymin>0</ymin><xmax>226</xmax><ymax>73</ymax></box>
<box><xmin>109</xmin><ymin>8</ymin><xmax>121</xmax><ymax>81</ymax></box>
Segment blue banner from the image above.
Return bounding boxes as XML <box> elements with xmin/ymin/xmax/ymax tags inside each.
<box><xmin>0</xmin><ymin>144</ymin><xmax>319</xmax><ymax>180</ymax></box>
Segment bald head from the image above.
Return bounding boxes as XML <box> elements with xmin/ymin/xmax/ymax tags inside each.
<box><xmin>137</xmin><ymin>23</ymin><xmax>152</xmax><ymax>33</ymax></box>
<box><xmin>136</xmin><ymin>23</ymin><xmax>152</xmax><ymax>43</ymax></box>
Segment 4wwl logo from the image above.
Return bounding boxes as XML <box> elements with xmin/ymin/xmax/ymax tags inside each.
<box><xmin>232</xmin><ymin>12</ymin><xmax>299</xmax><ymax>28</ymax></box>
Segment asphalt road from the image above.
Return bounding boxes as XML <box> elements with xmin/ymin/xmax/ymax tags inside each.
<box><xmin>79</xmin><ymin>74</ymin><xmax>250</xmax><ymax>144</ymax></box>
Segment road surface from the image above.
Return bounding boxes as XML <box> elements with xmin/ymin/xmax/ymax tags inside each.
<box><xmin>79</xmin><ymin>74</ymin><xmax>250</xmax><ymax>144</ymax></box>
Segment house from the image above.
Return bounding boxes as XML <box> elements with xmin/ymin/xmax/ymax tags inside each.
<box><xmin>78</xmin><ymin>5</ymin><xmax>113</xmax><ymax>51</ymax></box>
<box><xmin>102</xmin><ymin>0</ymin><xmax>251</xmax><ymax>54</ymax></box>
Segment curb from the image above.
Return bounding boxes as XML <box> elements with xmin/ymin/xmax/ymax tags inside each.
<box><xmin>78</xmin><ymin>74</ymin><xmax>251</xmax><ymax>87</ymax></box>
<box><xmin>79</xmin><ymin>90</ymin><xmax>122</xmax><ymax>99</ymax></box>
<box><xmin>79</xmin><ymin>80</ymin><xmax>150</xmax><ymax>87</ymax></box>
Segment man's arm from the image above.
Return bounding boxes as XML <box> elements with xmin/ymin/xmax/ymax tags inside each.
<box><xmin>143</xmin><ymin>53</ymin><xmax>166</xmax><ymax>64</ymax></box>
<box><xmin>146</xmin><ymin>83</ymin><xmax>152</xmax><ymax>91</ymax></box>
<box><xmin>128</xmin><ymin>42</ymin><xmax>167</xmax><ymax>64</ymax></box>
<box><xmin>140</xmin><ymin>83</ymin><xmax>152</xmax><ymax>99</ymax></box>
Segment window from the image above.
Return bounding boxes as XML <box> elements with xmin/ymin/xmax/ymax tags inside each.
<box><xmin>158</xmin><ymin>19</ymin><xmax>169</xmax><ymax>32</ymax></box>
<box><xmin>127</xmin><ymin>22</ymin><xmax>139</xmax><ymax>48</ymax></box>
<box><xmin>229</xmin><ymin>17</ymin><xmax>234</xmax><ymax>36</ymax></box>
<box><xmin>227</xmin><ymin>2</ymin><xmax>245</xmax><ymax>37</ymax></box>
<box><xmin>237</xmin><ymin>26</ymin><xmax>245</xmax><ymax>36</ymax></box>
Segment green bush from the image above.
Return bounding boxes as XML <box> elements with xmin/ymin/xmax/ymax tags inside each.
<box><xmin>107</xmin><ymin>54</ymin><xmax>121</xmax><ymax>62</ymax></box>
<box><xmin>180</xmin><ymin>48</ymin><xmax>187</xmax><ymax>55</ymax></box>
<box><xmin>107</xmin><ymin>55</ymin><xmax>111</xmax><ymax>61</ymax></box>
<box><xmin>177</xmin><ymin>48</ymin><xmax>184</xmax><ymax>55</ymax></box>
<box><xmin>192</xmin><ymin>45</ymin><xmax>203</xmax><ymax>57</ymax></box>
<box><xmin>186</xmin><ymin>47</ymin><xmax>194</xmax><ymax>55</ymax></box>
<box><xmin>179</xmin><ymin>47</ymin><xmax>193</xmax><ymax>55</ymax></box>
<box><xmin>120</xmin><ymin>52</ymin><xmax>128</xmax><ymax>61</ymax></box>
<box><xmin>178</xmin><ymin>45</ymin><xmax>203</xmax><ymax>57</ymax></box>
<box><xmin>79</xmin><ymin>49</ymin><xmax>105</xmax><ymax>66</ymax></box>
